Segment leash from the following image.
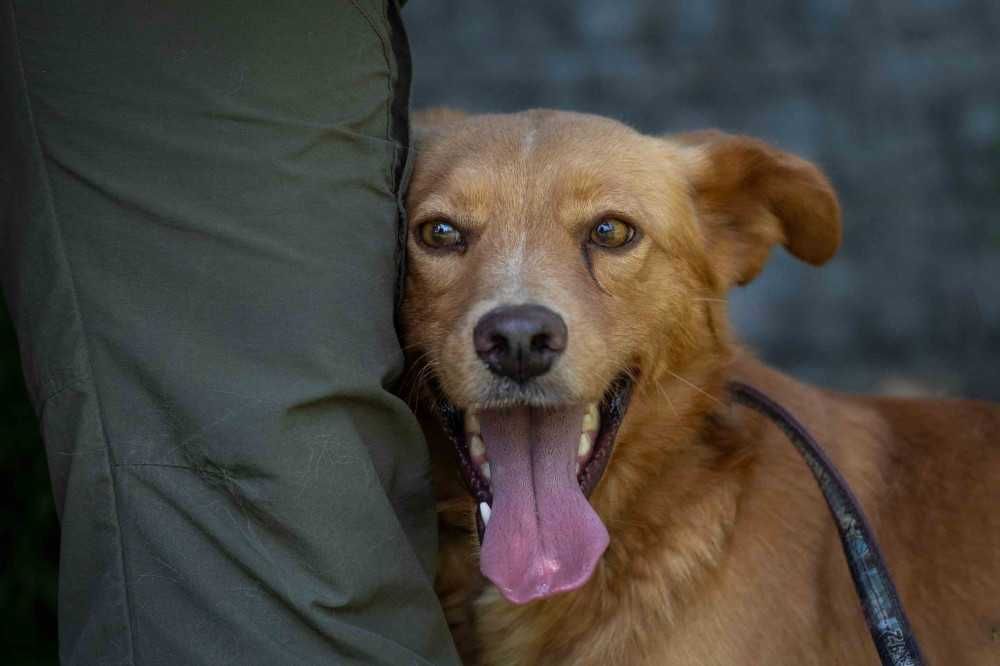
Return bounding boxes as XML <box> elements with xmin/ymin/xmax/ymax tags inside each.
<box><xmin>728</xmin><ymin>382</ymin><xmax>926</xmax><ymax>666</ymax></box>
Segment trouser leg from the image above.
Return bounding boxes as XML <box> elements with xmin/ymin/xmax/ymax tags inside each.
<box><xmin>0</xmin><ymin>1</ymin><xmax>457</xmax><ymax>663</ymax></box>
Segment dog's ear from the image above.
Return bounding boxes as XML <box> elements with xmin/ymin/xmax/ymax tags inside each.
<box><xmin>676</xmin><ymin>131</ymin><xmax>841</xmax><ymax>287</ymax></box>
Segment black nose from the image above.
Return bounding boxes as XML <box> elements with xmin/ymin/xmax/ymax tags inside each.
<box><xmin>473</xmin><ymin>304</ymin><xmax>568</xmax><ymax>382</ymax></box>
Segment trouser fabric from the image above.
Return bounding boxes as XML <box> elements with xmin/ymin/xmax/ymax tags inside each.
<box><xmin>0</xmin><ymin>1</ymin><xmax>459</xmax><ymax>663</ymax></box>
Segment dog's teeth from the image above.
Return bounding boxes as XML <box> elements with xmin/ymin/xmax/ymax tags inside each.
<box><xmin>575</xmin><ymin>461</ymin><xmax>581</xmax><ymax>477</ymax></box>
<box><xmin>469</xmin><ymin>434</ymin><xmax>485</xmax><ymax>460</ymax></box>
<box><xmin>465</xmin><ymin>411</ymin><xmax>480</xmax><ymax>434</ymax></box>
<box><xmin>479</xmin><ymin>502</ymin><xmax>491</xmax><ymax>525</ymax></box>
<box><xmin>578</xmin><ymin>432</ymin><xmax>592</xmax><ymax>458</ymax></box>
<box><xmin>480</xmin><ymin>462</ymin><xmax>491</xmax><ymax>480</ymax></box>
<box><xmin>582</xmin><ymin>403</ymin><xmax>599</xmax><ymax>432</ymax></box>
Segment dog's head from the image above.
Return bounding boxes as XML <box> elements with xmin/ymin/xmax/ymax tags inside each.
<box><xmin>402</xmin><ymin>109</ymin><xmax>840</xmax><ymax>604</ymax></box>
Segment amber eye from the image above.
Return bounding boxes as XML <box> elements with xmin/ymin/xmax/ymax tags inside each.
<box><xmin>419</xmin><ymin>220</ymin><xmax>464</xmax><ymax>249</ymax></box>
<box><xmin>589</xmin><ymin>218</ymin><xmax>635</xmax><ymax>248</ymax></box>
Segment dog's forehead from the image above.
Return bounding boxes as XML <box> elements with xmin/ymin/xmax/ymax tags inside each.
<box><xmin>410</xmin><ymin>112</ymin><xmax>688</xmax><ymax>218</ymax></box>
<box><xmin>432</xmin><ymin>114</ymin><xmax>646</xmax><ymax>174</ymax></box>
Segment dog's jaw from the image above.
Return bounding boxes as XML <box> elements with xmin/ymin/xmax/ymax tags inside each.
<box><xmin>465</xmin><ymin>359</ymin><xmax>749</xmax><ymax>665</ymax></box>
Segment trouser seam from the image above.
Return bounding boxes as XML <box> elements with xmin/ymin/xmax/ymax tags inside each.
<box><xmin>6</xmin><ymin>1</ymin><xmax>138</xmax><ymax>662</ymax></box>
<box><xmin>385</xmin><ymin>0</ymin><xmax>414</xmax><ymax>335</ymax></box>
<box><xmin>348</xmin><ymin>0</ymin><xmax>396</xmax><ymax>188</ymax></box>
<box><xmin>37</xmin><ymin>372</ymin><xmax>91</xmax><ymax>405</ymax></box>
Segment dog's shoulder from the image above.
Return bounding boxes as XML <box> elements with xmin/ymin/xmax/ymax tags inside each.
<box><xmin>727</xmin><ymin>354</ymin><xmax>1000</xmax><ymax>661</ymax></box>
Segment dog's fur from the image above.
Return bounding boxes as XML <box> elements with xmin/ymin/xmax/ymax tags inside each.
<box><xmin>401</xmin><ymin>109</ymin><xmax>1000</xmax><ymax>665</ymax></box>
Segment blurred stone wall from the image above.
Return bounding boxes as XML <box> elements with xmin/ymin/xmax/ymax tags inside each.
<box><xmin>404</xmin><ymin>0</ymin><xmax>1000</xmax><ymax>400</ymax></box>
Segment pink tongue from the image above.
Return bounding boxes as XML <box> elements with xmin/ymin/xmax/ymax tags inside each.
<box><xmin>477</xmin><ymin>405</ymin><xmax>609</xmax><ymax>604</ymax></box>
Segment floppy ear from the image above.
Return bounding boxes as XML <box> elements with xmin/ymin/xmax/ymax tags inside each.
<box><xmin>677</xmin><ymin>131</ymin><xmax>841</xmax><ymax>287</ymax></box>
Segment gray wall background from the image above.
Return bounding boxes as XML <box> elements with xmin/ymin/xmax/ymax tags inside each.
<box><xmin>404</xmin><ymin>0</ymin><xmax>1000</xmax><ymax>400</ymax></box>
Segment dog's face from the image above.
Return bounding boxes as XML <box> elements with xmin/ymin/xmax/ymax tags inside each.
<box><xmin>406</xmin><ymin>111</ymin><xmax>700</xmax><ymax>407</ymax></box>
<box><xmin>402</xmin><ymin>109</ymin><xmax>840</xmax><ymax>605</ymax></box>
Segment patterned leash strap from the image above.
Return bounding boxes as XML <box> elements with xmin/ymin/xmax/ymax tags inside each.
<box><xmin>728</xmin><ymin>382</ymin><xmax>926</xmax><ymax>666</ymax></box>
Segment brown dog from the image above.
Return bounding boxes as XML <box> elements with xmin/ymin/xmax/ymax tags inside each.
<box><xmin>400</xmin><ymin>109</ymin><xmax>1000</xmax><ymax>665</ymax></box>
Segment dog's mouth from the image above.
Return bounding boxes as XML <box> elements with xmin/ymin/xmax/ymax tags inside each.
<box><xmin>434</xmin><ymin>372</ymin><xmax>635</xmax><ymax>604</ymax></box>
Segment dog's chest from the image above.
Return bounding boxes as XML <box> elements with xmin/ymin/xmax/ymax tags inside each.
<box><xmin>471</xmin><ymin>579</ymin><xmax>714</xmax><ymax>665</ymax></box>
<box><xmin>473</xmin><ymin>595</ymin><xmax>737</xmax><ymax>666</ymax></box>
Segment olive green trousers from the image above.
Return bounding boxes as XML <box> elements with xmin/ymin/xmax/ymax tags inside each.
<box><xmin>0</xmin><ymin>1</ymin><xmax>458</xmax><ymax>663</ymax></box>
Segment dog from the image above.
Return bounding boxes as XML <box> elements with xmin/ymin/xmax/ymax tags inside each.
<box><xmin>400</xmin><ymin>108</ymin><xmax>1000</xmax><ymax>665</ymax></box>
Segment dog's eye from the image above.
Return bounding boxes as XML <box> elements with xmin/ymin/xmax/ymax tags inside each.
<box><xmin>589</xmin><ymin>218</ymin><xmax>635</xmax><ymax>248</ymax></box>
<box><xmin>419</xmin><ymin>220</ymin><xmax>464</xmax><ymax>249</ymax></box>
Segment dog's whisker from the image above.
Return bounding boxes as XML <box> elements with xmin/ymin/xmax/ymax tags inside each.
<box><xmin>653</xmin><ymin>380</ymin><xmax>680</xmax><ymax>418</ymax></box>
<box><xmin>664</xmin><ymin>368</ymin><xmax>723</xmax><ymax>407</ymax></box>
<box><xmin>402</xmin><ymin>352</ymin><xmax>441</xmax><ymax>407</ymax></box>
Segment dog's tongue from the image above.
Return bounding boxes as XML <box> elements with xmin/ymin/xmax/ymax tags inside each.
<box><xmin>477</xmin><ymin>405</ymin><xmax>609</xmax><ymax>604</ymax></box>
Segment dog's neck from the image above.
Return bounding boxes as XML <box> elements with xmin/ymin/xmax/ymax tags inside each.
<box><xmin>469</xmin><ymin>358</ymin><xmax>760</xmax><ymax>664</ymax></box>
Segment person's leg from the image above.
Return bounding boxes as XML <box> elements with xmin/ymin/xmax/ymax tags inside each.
<box><xmin>0</xmin><ymin>1</ymin><xmax>458</xmax><ymax>663</ymax></box>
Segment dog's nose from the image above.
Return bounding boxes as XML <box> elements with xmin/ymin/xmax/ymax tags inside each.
<box><xmin>473</xmin><ymin>305</ymin><xmax>568</xmax><ymax>382</ymax></box>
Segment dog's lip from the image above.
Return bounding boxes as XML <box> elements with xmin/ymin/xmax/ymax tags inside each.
<box><xmin>434</xmin><ymin>388</ymin><xmax>493</xmax><ymax>506</ymax></box>
<box><xmin>431</xmin><ymin>371</ymin><xmax>637</xmax><ymax>541</ymax></box>
<box><xmin>578</xmin><ymin>372</ymin><xmax>634</xmax><ymax>499</ymax></box>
